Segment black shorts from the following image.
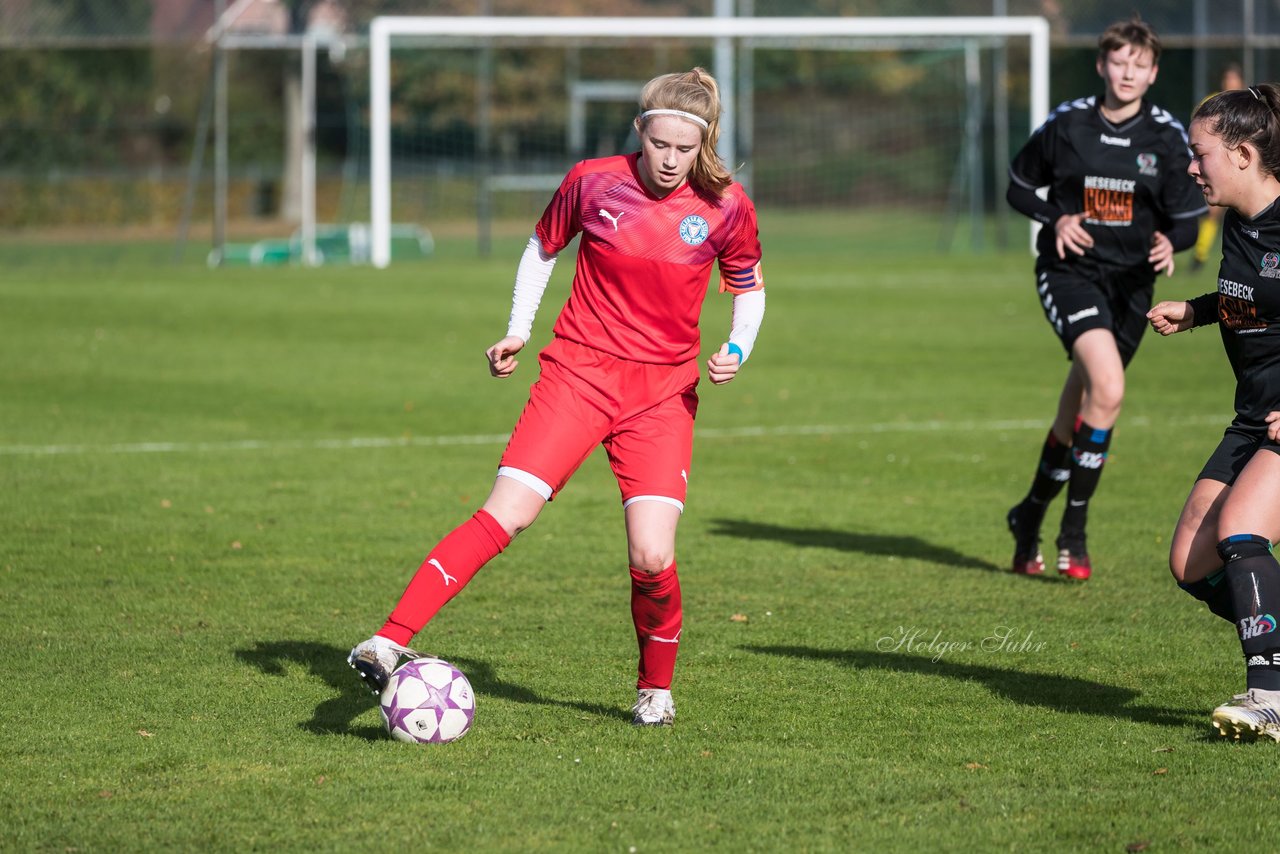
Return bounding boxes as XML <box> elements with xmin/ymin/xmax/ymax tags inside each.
<box><xmin>1034</xmin><ymin>262</ymin><xmax>1155</xmax><ymax>365</ymax></box>
<box><xmin>1197</xmin><ymin>423</ymin><xmax>1280</xmax><ymax>485</ymax></box>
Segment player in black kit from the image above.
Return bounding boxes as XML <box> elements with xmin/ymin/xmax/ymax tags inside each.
<box><xmin>1004</xmin><ymin>17</ymin><xmax>1207</xmax><ymax>580</ymax></box>
<box><xmin>1148</xmin><ymin>83</ymin><xmax>1280</xmax><ymax>741</ymax></box>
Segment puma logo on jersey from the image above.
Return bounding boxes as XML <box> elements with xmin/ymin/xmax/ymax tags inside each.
<box><xmin>599</xmin><ymin>208</ymin><xmax>623</xmax><ymax>230</ymax></box>
<box><xmin>428</xmin><ymin>558</ymin><xmax>457</xmax><ymax>586</ymax></box>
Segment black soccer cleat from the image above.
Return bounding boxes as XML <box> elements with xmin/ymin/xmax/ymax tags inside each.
<box><xmin>1007</xmin><ymin>503</ymin><xmax>1045</xmax><ymax>575</ymax></box>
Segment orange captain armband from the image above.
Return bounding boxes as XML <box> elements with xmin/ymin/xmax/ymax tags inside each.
<box><xmin>719</xmin><ymin>261</ymin><xmax>764</xmax><ymax>294</ymax></box>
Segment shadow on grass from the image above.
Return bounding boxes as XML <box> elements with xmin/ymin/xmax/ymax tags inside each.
<box><xmin>235</xmin><ymin>640</ymin><xmax>629</xmax><ymax>738</ymax></box>
<box><xmin>708</xmin><ymin>518</ymin><xmax>1006</xmax><ymax>573</ymax></box>
<box><xmin>744</xmin><ymin>645</ymin><xmax>1200</xmax><ymax>728</ymax></box>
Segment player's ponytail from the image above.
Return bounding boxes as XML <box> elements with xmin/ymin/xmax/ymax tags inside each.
<box><xmin>1195</xmin><ymin>83</ymin><xmax>1280</xmax><ymax>179</ymax></box>
<box><xmin>636</xmin><ymin>67</ymin><xmax>733</xmax><ymax>199</ymax></box>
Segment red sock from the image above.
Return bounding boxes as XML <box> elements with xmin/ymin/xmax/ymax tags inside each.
<box><xmin>630</xmin><ymin>562</ymin><xmax>682</xmax><ymax>690</ymax></box>
<box><xmin>379</xmin><ymin>509</ymin><xmax>510</xmax><ymax>646</ymax></box>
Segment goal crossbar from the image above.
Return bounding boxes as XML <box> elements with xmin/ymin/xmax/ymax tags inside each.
<box><xmin>369</xmin><ymin>15</ymin><xmax>1051</xmax><ymax>267</ymax></box>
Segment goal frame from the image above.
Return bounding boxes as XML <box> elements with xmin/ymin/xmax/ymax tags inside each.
<box><xmin>369</xmin><ymin>15</ymin><xmax>1051</xmax><ymax>268</ymax></box>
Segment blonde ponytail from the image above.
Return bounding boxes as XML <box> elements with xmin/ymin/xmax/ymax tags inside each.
<box><xmin>635</xmin><ymin>67</ymin><xmax>733</xmax><ymax>198</ymax></box>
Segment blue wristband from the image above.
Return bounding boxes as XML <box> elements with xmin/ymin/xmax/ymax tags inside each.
<box><xmin>726</xmin><ymin>342</ymin><xmax>745</xmax><ymax>364</ymax></box>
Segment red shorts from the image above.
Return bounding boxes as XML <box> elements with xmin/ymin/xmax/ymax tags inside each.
<box><xmin>500</xmin><ymin>337</ymin><xmax>700</xmax><ymax>506</ymax></box>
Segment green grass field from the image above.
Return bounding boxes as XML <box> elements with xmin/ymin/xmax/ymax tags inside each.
<box><xmin>0</xmin><ymin>213</ymin><xmax>1269</xmax><ymax>850</ymax></box>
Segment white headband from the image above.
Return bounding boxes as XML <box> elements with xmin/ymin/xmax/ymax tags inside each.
<box><xmin>639</xmin><ymin>109</ymin><xmax>709</xmax><ymax>129</ymax></box>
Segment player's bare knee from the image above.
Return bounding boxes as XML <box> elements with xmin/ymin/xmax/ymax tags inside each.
<box><xmin>486</xmin><ymin>470</ymin><xmax>551</xmax><ymax>537</ymax></box>
<box><xmin>1086</xmin><ymin>383</ymin><xmax>1124</xmax><ymax>423</ymax></box>
<box><xmin>505</xmin><ymin>516</ymin><xmax>535</xmax><ymax>539</ymax></box>
<box><xmin>484</xmin><ymin>503</ymin><xmax>541</xmax><ymax>539</ymax></box>
<box><xmin>1168</xmin><ymin>549</ymin><xmax>1192</xmax><ymax>583</ymax></box>
<box><xmin>1168</xmin><ymin>527</ymin><xmax>1199</xmax><ymax>581</ymax></box>
<box><xmin>628</xmin><ymin>549</ymin><xmax>673</xmax><ymax>575</ymax></box>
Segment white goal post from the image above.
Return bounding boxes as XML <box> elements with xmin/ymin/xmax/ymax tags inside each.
<box><xmin>369</xmin><ymin>15</ymin><xmax>1050</xmax><ymax>269</ymax></box>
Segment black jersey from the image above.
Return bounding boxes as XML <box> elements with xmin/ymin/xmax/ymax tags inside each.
<box><xmin>1193</xmin><ymin>198</ymin><xmax>1280</xmax><ymax>428</ymax></box>
<box><xmin>1009</xmin><ymin>95</ymin><xmax>1207</xmax><ymax>270</ymax></box>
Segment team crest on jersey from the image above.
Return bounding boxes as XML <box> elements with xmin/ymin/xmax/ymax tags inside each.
<box><xmin>1136</xmin><ymin>152</ymin><xmax>1158</xmax><ymax>177</ymax></box>
<box><xmin>679</xmin><ymin>214</ymin><xmax>709</xmax><ymax>246</ymax></box>
<box><xmin>1261</xmin><ymin>251</ymin><xmax>1280</xmax><ymax>279</ymax></box>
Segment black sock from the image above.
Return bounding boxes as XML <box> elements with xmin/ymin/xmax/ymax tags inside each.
<box><xmin>1178</xmin><ymin>567</ymin><xmax>1233</xmax><ymax>623</ymax></box>
<box><xmin>1020</xmin><ymin>429</ymin><xmax>1071</xmax><ymax>528</ymax></box>
<box><xmin>1220</xmin><ymin>535</ymin><xmax>1280</xmax><ymax>691</ymax></box>
<box><xmin>1059</xmin><ymin>420</ymin><xmax>1112</xmax><ymax>541</ymax></box>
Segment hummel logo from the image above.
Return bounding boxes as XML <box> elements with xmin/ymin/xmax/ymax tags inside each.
<box><xmin>428</xmin><ymin>558</ymin><xmax>457</xmax><ymax>586</ymax></box>
<box><xmin>1067</xmin><ymin>306</ymin><xmax>1100</xmax><ymax>324</ymax></box>
<box><xmin>599</xmin><ymin>208</ymin><xmax>623</xmax><ymax>230</ymax></box>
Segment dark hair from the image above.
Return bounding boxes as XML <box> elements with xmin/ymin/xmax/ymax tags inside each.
<box><xmin>1194</xmin><ymin>84</ymin><xmax>1280</xmax><ymax>178</ymax></box>
<box><xmin>1097</xmin><ymin>15</ymin><xmax>1161</xmax><ymax>63</ymax></box>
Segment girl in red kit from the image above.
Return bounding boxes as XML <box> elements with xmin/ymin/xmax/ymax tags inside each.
<box><xmin>348</xmin><ymin>67</ymin><xmax>766</xmax><ymax>727</ymax></box>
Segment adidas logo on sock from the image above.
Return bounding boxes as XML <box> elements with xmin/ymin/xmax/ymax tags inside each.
<box><xmin>1248</xmin><ymin>655</ymin><xmax>1269</xmax><ymax>667</ymax></box>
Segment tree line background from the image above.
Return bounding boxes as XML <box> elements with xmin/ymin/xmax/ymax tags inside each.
<box><xmin>0</xmin><ymin>0</ymin><xmax>1267</xmax><ymax>231</ymax></box>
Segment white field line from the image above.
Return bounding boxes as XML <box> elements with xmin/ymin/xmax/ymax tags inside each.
<box><xmin>0</xmin><ymin>413</ymin><xmax>1227</xmax><ymax>458</ymax></box>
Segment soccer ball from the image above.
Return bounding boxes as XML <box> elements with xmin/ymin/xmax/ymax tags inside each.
<box><xmin>379</xmin><ymin>658</ymin><xmax>475</xmax><ymax>744</ymax></box>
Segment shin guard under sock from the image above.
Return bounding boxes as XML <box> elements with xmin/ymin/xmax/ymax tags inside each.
<box><xmin>381</xmin><ymin>509</ymin><xmax>511</xmax><ymax>645</ymax></box>
<box><xmin>1025</xmin><ymin>429</ymin><xmax>1073</xmax><ymax>519</ymax></box>
<box><xmin>631</xmin><ymin>563</ymin><xmax>682</xmax><ymax>690</ymax></box>
<box><xmin>1220</xmin><ymin>535</ymin><xmax>1280</xmax><ymax>691</ymax></box>
<box><xmin>1178</xmin><ymin>567</ymin><xmax>1234</xmax><ymax>623</ymax></box>
<box><xmin>1059</xmin><ymin>420</ymin><xmax>1112</xmax><ymax>539</ymax></box>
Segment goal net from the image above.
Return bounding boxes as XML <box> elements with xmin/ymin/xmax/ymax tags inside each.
<box><xmin>368</xmin><ymin>15</ymin><xmax>1049</xmax><ymax>267</ymax></box>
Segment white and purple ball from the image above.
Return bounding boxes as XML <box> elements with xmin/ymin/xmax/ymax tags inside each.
<box><xmin>379</xmin><ymin>658</ymin><xmax>475</xmax><ymax>744</ymax></box>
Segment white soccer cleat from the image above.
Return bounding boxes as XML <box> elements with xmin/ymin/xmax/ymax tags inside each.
<box><xmin>1211</xmin><ymin>689</ymin><xmax>1280</xmax><ymax>742</ymax></box>
<box><xmin>347</xmin><ymin>635</ymin><xmax>422</xmax><ymax>696</ymax></box>
<box><xmin>631</xmin><ymin>688</ymin><xmax>675</xmax><ymax>727</ymax></box>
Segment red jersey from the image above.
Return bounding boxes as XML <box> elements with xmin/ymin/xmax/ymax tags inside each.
<box><xmin>535</xmin><ymin>153</ymin><xmax>763</xmax><ymax>365</ymax></box>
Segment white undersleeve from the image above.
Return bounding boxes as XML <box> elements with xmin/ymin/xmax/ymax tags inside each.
<box><xmin>728</xmin><ymin>288</ymin><xmax>766</xmax><ymax>363</ymax></box>
<box><xmin>506</xmin><ymin>233</ymin><xmax>558</xmax><ymax>343</ymax></box>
